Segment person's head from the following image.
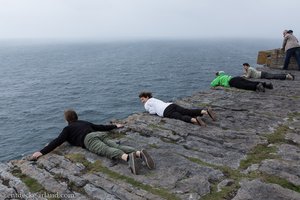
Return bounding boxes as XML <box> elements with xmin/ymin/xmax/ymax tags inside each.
<box><xmin>243</xmin><ymin>63</ymin><xmax>250</xmax><ymax>70</ymax></box>
<box><xmin>283</xmin><ymin>29</ymin><xmax>288</xmax><ymax>36</ymax></box>
<box><xmin>64</xmin><ymin>109</ymin><xmax>78</xmax><ymax>124</ymax></box>
<box><xmin>287</xmin><ymin>30</ymin><xmax>293</xmax><ymax>34</ymax></box>
<box><xmin>139</xmin><ymin>92</ymin><xmax>152</xmax><ymax>104</ymax></box>
<box><xmin>215</xmin><ymin>71</ymin><xmax>225</xmax><ymax>76</ymax></box>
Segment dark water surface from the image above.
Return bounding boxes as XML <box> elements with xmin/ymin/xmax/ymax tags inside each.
<box><xmin>0</xmin><ymin>39</ymin><xmax>279</xmax><ymax>161</ymax></box>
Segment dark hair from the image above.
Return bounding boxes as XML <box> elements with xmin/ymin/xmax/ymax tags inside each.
<box><xmin>243</xmin><ymin>63</ymin><xmax>250</xmax><ymax>66</ymax></box>
<box><xmin>64</xmin><ymin>109</ymin><xmax>78</xmax><ymax>123</ymax></box>
<box><xmin>139</xmin><ymin>92</ymin><xmax>152</xmax><ymax>98</ymax></box>
<box><xmin>287</xmin><ymin>30</ymin><xmax>293</xmax><ymax>34</ymax></box>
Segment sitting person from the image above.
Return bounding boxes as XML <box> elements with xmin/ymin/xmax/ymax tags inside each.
<box><xmin>242</xmin><ymin>63</ymin><xmax>294</xmax><ymax>80</ymax></box>
<box><xmin>211</xmin><ymin>71</ymin><xmax>273</xmax><ymax>92</ymax></box>
<box><xmin>31</xmin><ymin>109</ymin><xmax>155</xmax><ymax>175</ymax></box>
<box><xmin>138</xmin><ymin>92</ymin><xmax>216</xmax><ymax>127</ymax></box>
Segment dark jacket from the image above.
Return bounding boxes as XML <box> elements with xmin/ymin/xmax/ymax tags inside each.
<box><xmin>40</xmin><ymin>120</ymin><xmax>117</xmax><ymax>155</ymax></box>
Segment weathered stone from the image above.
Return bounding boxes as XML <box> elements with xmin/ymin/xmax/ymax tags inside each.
<box><xmin>259</xmin><ymin>159</ymin><xmax>300</xmax><ymax>186</ymax></box>
<box><xmin>257</xmin><ymin>48</ymin><xmax>298</xmax><ymax>69</ymax></box>
<box><xmin>84</xmin><ymin>183</ymin><xmax>119</xmax><ymax>200</ymax></box>
<box><xmin>232</xmin><ymin>179</ymin><xmax>300</xmax><ymax>200</ymax></box>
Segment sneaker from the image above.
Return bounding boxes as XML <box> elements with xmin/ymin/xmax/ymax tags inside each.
<box><xmin>286</xmin><ymin>73</ymin><xmax>293</xmax><ymax>80</ymax></box>
<box><xmin>196</xmin><ymin>117</ymin><xmax>207</xmax><ymax>127</ymax></box>
<box><xmin>289</xmin><ymin>73</ymin><xmax>295</xmax><ymax>80</ymax></box>
<box><xmin>140</xmin><ymin>149</ymin><xmax>155</xmax><ymax>169</ymax></box>
<box><xmin>128</xmin><ymin>152</ymin><xmax>139</xmax><ymax>175</ymax></box>
<box><xmin>265</xmin><ymin>83</ymin><xmax>273</xmax><ymax>89</ymax></box>
<box><xmin>256</xmin><ymin>83</ymin><xmax>265</xmax><ymax>92</ymax></box>
<box><xmin>207</xmin><ymin>107</ymin><xmax>217</xmax><ymax>121</ymax></box>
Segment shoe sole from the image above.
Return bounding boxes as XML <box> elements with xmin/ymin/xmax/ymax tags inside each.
<box><xmin>256</xmin><ymin>83</ymin><xmax>265</xmax><ymax>92</ymax></box>
<box><xmin>196</xmin><ymin>117</ymin><xmax>207</xmax><ymax>127</ymax></box>
<box><xmin>207</xmin><ymin>107</ymin><xmax>217</xmax><ymax>121</ymax></box>
<box><xmin>141</xmin><ymin>149</ymin><xmax>155</xmax><ymax>169</ymax></box>
<box><xmin>129</xmin><ymin>152</ymin><xmax>138</xmax><ymax>175</ymax></box>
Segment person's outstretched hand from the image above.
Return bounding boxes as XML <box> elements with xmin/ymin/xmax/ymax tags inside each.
<box><xmin>31</xmin><ymin>151</ymin><xmax>43</xmax><ymax>160</ymax></box>
<box><xmin>115</xmin><ymin>123</ymin><xmax>124</xmax><ymax>128</ymax></box>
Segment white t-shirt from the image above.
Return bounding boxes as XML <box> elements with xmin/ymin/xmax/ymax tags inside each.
<box><xmin>144</xmin><ymin>98</ymin><xmax>172</xmax><ymax>117</ymax></box>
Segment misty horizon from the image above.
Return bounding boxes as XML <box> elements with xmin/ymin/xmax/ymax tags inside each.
<box><xmin>0</xmin><ymin>0</ymin><xmax>299</xmax><ymax>41</ymax></box>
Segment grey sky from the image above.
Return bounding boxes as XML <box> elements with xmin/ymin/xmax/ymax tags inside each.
<box><xmin>0</xmin><ymin>0</ymin><xmax>299</xmax><ymax>40</ymax></box>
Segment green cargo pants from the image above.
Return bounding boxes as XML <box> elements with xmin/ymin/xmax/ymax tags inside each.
<box><xmin>84</xmin><ymin>132</ymin><xmax>136</xmax><ymax>159</ymax></box>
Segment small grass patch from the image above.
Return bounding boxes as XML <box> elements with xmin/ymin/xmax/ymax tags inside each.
<box><xmin>68</xmin><ymin>181</ymin><xmax>87</xmax><ymax>194</ymax></box>
<box><xmin>288</xmin><ymin>112</ymin><xmax>300</xmax><ymax>121</ymax></box>
<box><xmin>248</xmin><ymin>171</ymin><xmax>300</xmax><ymax>193</ymax></box>
<box><xmin>187</xmin><ymin>156</ymin><xmax>244</xmax><ymax>181</ymax></box>
<box><xmin>149</xmin><ymin>144</ymin><xmax>159</xmax><ymax>149</ymax></box>
<box><xmin>160</xmin><ymin>137</ymin><xmax>177</xmax><ymax>144</ymax></box>
<box><xmin>11</xmin><ymin>167</ymin><xmax>45</xmax><ymax>193</ymax></box>
<box><xmin>239</xmin><ymin>144</ymin><xmax>278</xmax><ymax>170</ymax></box>
<box><xmin>290</xmin><ymin>96</ymin><xmax>300</xmax><ymax>100</ymax></box>
<box><xmin>263</xmin><ymin>174</ymin><xmax>300</xmax><ymax>193</ymax></box>
<box><xmin>266</xmin><ymin>125</ymin><xmax>290</xmax><ymax>144</ymax></box>
<box><xmin>187</xmin><ymin>157</ymin><xmax>216</xmax><ymax>168</ymax></box>
<box><xmin>53</xmin><ymin>173</ymin><xmax>87</xmax><ymax>195</ymax></box>
<box><xmin>66</xmin><ymin>153</ymin><xmax>179</xmax><ymax>200</ymax></box>
<box><xmin>201</xmin><ymin>182</ymin><xmax>239</xmax><ymax>200</ymax></box>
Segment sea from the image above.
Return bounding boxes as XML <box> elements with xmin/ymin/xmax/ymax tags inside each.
<box><xmin>0</xmin><ymin>38</ymin><xmax>279</xmax><ymax>162</ymax></box>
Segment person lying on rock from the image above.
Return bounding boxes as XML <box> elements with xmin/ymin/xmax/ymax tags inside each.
<box><xmin>31</xmin><ymin>109</ymin><xmax>154</xmax><ymax>175</ymax></box>
<box><xmin>138</xmin><ymin>92</ymin><xmax>216</xmax><ymax>127</ymax></box>
<box><xmin>211</xmin><ymin>71</ymin><xmax>273</xmax><ymax>92</ymax></box>
<box><xmin>242</xmin><ymin>63</ymin><xmax>294</xmax><ymax>80</ymax></box>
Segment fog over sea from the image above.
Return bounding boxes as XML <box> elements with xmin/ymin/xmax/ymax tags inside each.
<box><xmin>0</xmin><ymin>39</ymin><xmax>279</xmax><ymax>161</ymax></box>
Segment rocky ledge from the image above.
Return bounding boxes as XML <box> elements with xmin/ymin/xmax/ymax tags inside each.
<box><xmin>1</xmin><ymin>68</ymin><xmax>300</xmax><ymax>200</ymax></box>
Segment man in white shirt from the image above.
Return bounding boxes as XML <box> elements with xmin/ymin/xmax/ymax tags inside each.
<box><xmin>139</xmin><ymin>92</ymin><xmax>216</xmax><ymax>127</ymax></box>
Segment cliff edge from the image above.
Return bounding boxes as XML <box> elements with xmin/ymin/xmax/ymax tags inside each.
<box><xmin>1</xmin><ymin>68</ymin><xmax>300</xmax><ymax>200</ymax></box>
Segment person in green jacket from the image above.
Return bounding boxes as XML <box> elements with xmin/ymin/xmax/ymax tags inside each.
<box><xmin>210</xmin><ymin>71</ymin><xmax>273</xmax><ymax>92</ymax></box>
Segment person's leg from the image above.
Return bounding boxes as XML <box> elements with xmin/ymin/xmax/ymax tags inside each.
<box><xmin>164</xmin><ymin>104</ymin><xmax>207</xmax><ymax>125</ymax></box>
<box><xmin>262</xmin><ymin>72</ymin><xmax>286</xmax><ymax>80</ymax></box>
<box><xmin>173</xmin><ymin>104</ymin><xmax>204</xmax><ymax>117</ymax></box>
<box><xmin>84</xmin><ymin>132</ymin><xmax>126</xmax><ymax>159</ymax></box>
<box><xmin>283</xmin><ymin>49</ymin><xmax>293</xmax><ymax>70</ymax></box>
<box><xmin>229</xmin><ymin>77</ymin><xmax>258</xmax><ymax>91</ymax></box>
<box><xmin>167</xmin><ymin>111</ymin><xmax>192</xmax><ymax>123</ymax></box>
<box><xmin>102</xmin><ymin>137</ymin><xmax>136</xmax><ymax>154</ymax></box>
<box><xmin>294</xmin><ymin>48</ymin><xmax>300</xmax><ymax>70</ymax></box>
<box><xmin>163</xmin><ymin>104</ymin><xmax>193</xmax><ymax>123</ymax></box>
<box><xmin>84</xmin><ymin>132</ymin><xmax>139</xmax><ymax>174</ymax></box>
<box><xmin>103</xmin><ymin>137</ymin><xmax>155</xmax><ymax>170</ymax></box>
